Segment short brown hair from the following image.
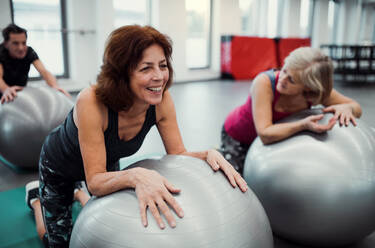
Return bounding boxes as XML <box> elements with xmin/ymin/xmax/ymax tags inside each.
<box><xmin>2</xmin><ymin>23</ymin><xmax>27</xmax><ymax>41</ymax></box>
<box><xmin>95</xmin><ymin>25</ymin><xmax>173</xmax><ymax>112</ymax></box>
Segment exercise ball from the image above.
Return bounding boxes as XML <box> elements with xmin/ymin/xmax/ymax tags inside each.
<box><xmin>70</xmin><ymin>155</ymin><xmax>274</xmax><ymax>248</ymax></box>
<box><xmin>0</xmin><ymin>86</ymin><xmax>73</xmax><ymax>169</ymax></box>
<box><xmin>243</xmin><ymin>109</ymin><xmax>375</xmax><ymax>247</ymax></box>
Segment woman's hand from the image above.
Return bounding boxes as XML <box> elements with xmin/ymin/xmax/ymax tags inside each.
<box><xmin>133</xmin><ymin>167</ymin><xmax>184</xmax><ymax>229</ymax></box>
<box><xmin>302</xmin><ymin>114</ymin><xmax>337</xmax><ymax>133</ymax></box>
<box><xmin>206</xmin><ymin>149</ymin><xmax>248</xmax><ymax>192</ymax></box>
<box><xmin>323</xmin><ymin>104</ymin><xmax>357</xmax><ymax>126</ymax></box>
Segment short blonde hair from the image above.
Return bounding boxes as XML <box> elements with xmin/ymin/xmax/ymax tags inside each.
<box><xmin>284</xmin><ymin>47</ymin><xmax>333</xmax><ymax>105</ymax></box>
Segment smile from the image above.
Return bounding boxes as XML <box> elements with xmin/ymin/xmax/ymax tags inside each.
<box><xmin>147</xmin><ymin>86</ymin><xmax>162</xmax><ymax>92</ymax></box>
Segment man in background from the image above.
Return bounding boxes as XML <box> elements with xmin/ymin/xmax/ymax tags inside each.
<box><xmin>0</xmin><ymin>23</ymin><xmax>70</xmax><ymax>103</ymax></box>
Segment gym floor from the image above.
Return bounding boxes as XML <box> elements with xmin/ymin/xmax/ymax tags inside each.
<box><xmin>1</xmin><ymin>78</ymin><xmax>375</xmax><ymax>247</ymax></box>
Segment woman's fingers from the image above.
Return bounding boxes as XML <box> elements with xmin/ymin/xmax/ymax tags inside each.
<box><xmin>350</xmin><ymin>116</ymin><xmax>357</xmax><ymax>126</ymax></box>
<box><xmin>219</xmin><ymin>159</ymin><xmax>237</xmax><ymax>188</ymax></box>
<box><xmin>339</xmin><ymin>113</ymin><xmax>345</xmax><ymax>126</ymax></box>
<box><xmin>207</xmin><ymin>156</ymin><xmax>220</xmax><ymax>171</ymax></box>
<box><xmin>164</xmin><ymin>180</ymin><xmax>184</xmax><ymax>218</ymax></box>
<box><xmin>156</xmin><ymin>198</ymin><xmax>177</xmax><ymax>228</ymax></box>
<box><xmin>323</xmin><ymin>106</ymin><xmax>333</xmax><ymax>113</ymax></box>
<box><xmin>148</xmin><ymin>201</ymin><xmax>165</xmax><ymax>229</ymax></box>
<box><xmin>138</xmin><ymin>200</ymin><xmax>148</xmax><ymax>227</ymax></box>
<box><xmin>234</xmin><ymin>173</ymin><xmax>248</xmax><ymax>192</ymax></box>
<box><xmin>164</xmin><ymin>179</ymin><xmax>181</xmax><ymax>194</ymax></box>
<box><xmin>310</xmin><ymin>114</ymin><xmax>324</xmax><ymax>121</ymax></box>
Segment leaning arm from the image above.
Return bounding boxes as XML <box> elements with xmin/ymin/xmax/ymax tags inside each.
<box><xmin>252</xmin><ymin>74</ymin><xmax>306</xmax><ymax>145</ymax></box>
<box><xmin>33</xmin><ymin>59</ymin><xmax>59</xmax><ymax>88</ymax></box>
<box><xmin>323</xmin><ymin>89</ymin><xmax>362</xmax><ymax>118</ymax></box>
<box><xmin>0</xmin><ymin>64</ymin><xmax>9</xmax><ymax>93</ymax></box>
<box><xmin>76</xmin><ymin>88</ymin><xmax>139</xmax><ymax>196</ymax></box>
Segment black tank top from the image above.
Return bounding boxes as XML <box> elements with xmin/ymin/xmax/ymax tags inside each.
<box><xmin>42</xmin><ymin>105</ymin><xmax>156</xmax><ymax>180</ymax></box>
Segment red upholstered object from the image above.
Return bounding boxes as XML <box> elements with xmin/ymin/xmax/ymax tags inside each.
<box><xmin>278</xmin><ymin>38</ymin><xmax>311</xmax><ymax>66</ymax></box>
<box><xmin>220</xmin><ymin>36</ymin><xmax>311</xmax><ymax>80</ymax></box>
<box><xmin>231</xmin><ymin>36</ymin><xmax>277</xmax><ymax>80</ymax></box>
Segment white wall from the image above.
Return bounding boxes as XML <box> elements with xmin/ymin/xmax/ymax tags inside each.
<box><xmin>0</xmin><ymin>0</ymin><xmax>12</xmax><ymax>43</ymax></box>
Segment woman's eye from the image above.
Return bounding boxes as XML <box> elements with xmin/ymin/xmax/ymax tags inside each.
<box><xmin>160</xmin><ymin>64</ymin><xmax>168</xmax><ymax>68</ymax></box>
<box><xmin>140</xmin><ymin>67</ymin><xmax>150</xmax><ymax>71</ymax></box>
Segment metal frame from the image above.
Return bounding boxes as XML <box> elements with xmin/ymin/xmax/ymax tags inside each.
<box><xmin>188</xmin><ymin>0</ymin><xmax>213</xmax><ymax>70</ymax></box>
<box><xmin>10</xmin><ymin>0</ymin><xmax>69</xmax><ymax>80</ymax></box>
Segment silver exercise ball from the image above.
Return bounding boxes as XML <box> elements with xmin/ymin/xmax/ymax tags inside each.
<box><xmin>0</xmin><ymin>86</ymin><xmax>73</xmax><ymax>169</ymax></box>
<box><xmin>70</xmin><ymin>155</ymin><xmax>274</xmax><ymax>248</ymax></box>
<box><xmin>243</xmin><ymin>109</ymin><xmax>375</xmax><ymax>247</ymax></box>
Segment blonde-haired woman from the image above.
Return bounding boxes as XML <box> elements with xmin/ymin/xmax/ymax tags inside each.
<box><xmin>220</xmin><ymin>47</ymin><xmax>362</xmax><ymax>174</ymax></box>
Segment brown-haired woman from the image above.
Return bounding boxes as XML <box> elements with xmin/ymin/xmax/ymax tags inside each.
<box><xmin>25</xmin><ymin>25</ymin><xmax>248</xmax><ymax>247</ymax></box>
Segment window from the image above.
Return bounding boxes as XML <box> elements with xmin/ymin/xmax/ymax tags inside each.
<box><xmin>300</xmin><ymin>0</ymin><xmax>312</xmax><ymax>37</ymax></box>
<box><xmin>12</xmin><ymin>0</ymin><xmax>68</xmax><ymax>78</ymax></box>
<box><xmin>267</xmin><ymin>0</ymin><xmax>278</xmax><ymax>37</ymax></box>
<box><xmin>186</xmin><ymin>0</ymin><xmax>212</xmax><ymax>69</ymax></box>
<box><xmin>113</xmin><ymin>0</ymin><xmax>150</xmax><ymax>28</ymax></box>
<box><xmin>239</xmin><ymin>0</ymin><xmax>254</xmax><ymax>34</ymax></box>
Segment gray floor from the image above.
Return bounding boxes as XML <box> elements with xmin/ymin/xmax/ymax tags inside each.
<box><xmin>1</xmin><ymin>78</ymin><xmax>375</xmax><ymax>247</ymax></box>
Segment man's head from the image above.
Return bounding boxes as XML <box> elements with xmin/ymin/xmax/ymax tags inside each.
<box><xmin>2</xmin><ymin>24</ymin><xmax>28</xmax><ymax>59</ymax></box>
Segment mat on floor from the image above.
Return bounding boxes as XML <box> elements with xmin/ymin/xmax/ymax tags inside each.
<box><xmin>0</xmin><ymin>186</ymin><xmax>82</xmax><ymax>248</ymax></box>
<box><xmin>0</xmin><ymin>153</ymin><xmax>163</xmax><ymax>248</ymax></box>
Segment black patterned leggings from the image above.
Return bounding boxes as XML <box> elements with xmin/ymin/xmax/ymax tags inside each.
<box><xmin>38</xmin><ymin>150</ymin><xmax>76</xmax><ymax>248</ymax></box>
<box><xmin>38</xmin><ymin>149</ymin><xmax>121</xmax><ymax>247</ymax></box>
<box><xmin>219</xmin><ymin>126</ymin><xmax>250</xmax><ymax>175</ymax></box>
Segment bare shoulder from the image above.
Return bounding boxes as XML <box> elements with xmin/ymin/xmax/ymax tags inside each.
<box><xmin>76</xmin><ymin>87</ymin><xmax>105</xmax><ymax>110</ymax></box>
<box><xmin>251</xmin><ymin>72</ymin><xmax>273</xmax><ymax>96</ymax></box>
<box><xmin>155</xmin><ymin>90</ymin><xmax>175</xmax><ymax>123</ymax></box>
<box><xmin>74</xmin><ymin>86</ymin><xmax>107</xmax><ymax>129</ymax></box>
<box><xmin>252</xmin><ymin>72</ymin><xmax>272</xmax><ymax>89</ymax></box>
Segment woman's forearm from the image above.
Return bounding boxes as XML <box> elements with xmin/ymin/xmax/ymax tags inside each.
<box><xmin>87</xmin><ymin>168</ymin><xmax>139</xmax><ymax>196</ymax></box>
<box><xmin>180</xmin><ymin>150</ymin><xmax>208</xmax><ymax>161</ymax></box>
<box><xmin>258</xmin><ymin>121</ymin><xmax>306</xmax><ymax>145</ymax></box>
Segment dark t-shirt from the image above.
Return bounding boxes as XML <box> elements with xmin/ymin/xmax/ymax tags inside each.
<box><xmin>0</xmin><ymin>43</ymin><xmax>39</xmax><ymax>87</ymax></box>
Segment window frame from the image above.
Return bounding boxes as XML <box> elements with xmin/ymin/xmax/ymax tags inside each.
<box><xmin>186</xmin><ymin>0</ymin><xmax>213</xmax><ymax>70</ymax></box>
<box><xmin>10</xmin><ymin>0</ymin><xmax>70</xmax><ymax>80</ymax></box>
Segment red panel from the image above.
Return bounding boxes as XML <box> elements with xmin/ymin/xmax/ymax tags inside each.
<box><xmin>231</xmin><ymin>36</ymin><xmax>277</xmax><ymax>80</ymax></box>
<box><xmin>278</xmin><ymin>38</ymin><xmax>311</xmax><ymax>67</ymax></box>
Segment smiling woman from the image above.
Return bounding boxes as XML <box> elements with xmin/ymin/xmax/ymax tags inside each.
<box><xmin>25</xmin><ymin>25</ymin><xmax>248</xmax><ymax>247</ymax></box>
<box><xmin>219</xmin><ymin>47</ymin><xmax>362</xmax><ymax>174</ymax></box>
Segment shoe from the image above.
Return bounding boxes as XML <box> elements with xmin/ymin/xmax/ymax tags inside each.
<box><xmin>74</xmin><ymin>181</ymin><xmax>83</xmax><ymax>193</ymax></box>
<box><xmin>25</xmin><ymin>180</ymin><xmax>39</xmax><ymax>210</ymax></box>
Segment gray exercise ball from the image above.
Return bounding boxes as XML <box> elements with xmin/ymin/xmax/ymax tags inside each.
<box><xmin>0</xmin><ymin>86</ymin><xmax>73</xmax><ymax>169</ymax></box>
<box><xmin>243</xmin><ymin>109</ymin><xmax>375</xmax><ymax>247</ymax></box>
<box><xmin>70</xmin><ymin>155</ymin><xmax>274</xmax><ymax>248</ymax></box>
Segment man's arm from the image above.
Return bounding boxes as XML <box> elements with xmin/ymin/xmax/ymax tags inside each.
<box><xmin>0</xmin><ymin>63</ymin><xmax>9</xmax><ymax>93</ymax></box>
<box><xmin>0</xmin><ymin>63</ymin><xmax>24</xmax><ymax>103</ymax></box>
<box><xmin>32</xmin><ymin>59</ymin><xmax>71</xmax><ymax>97</ymax></box>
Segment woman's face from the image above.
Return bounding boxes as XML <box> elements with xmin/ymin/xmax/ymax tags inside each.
<box><xmin>277</xmin><ymin>66</ymin><xmax>305</xmax><ymax>96</ymax></box>
<box><xmin>130</xmin><ymin>44</ymin><xmax>169</xmax><ymax>105</ymax></box>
